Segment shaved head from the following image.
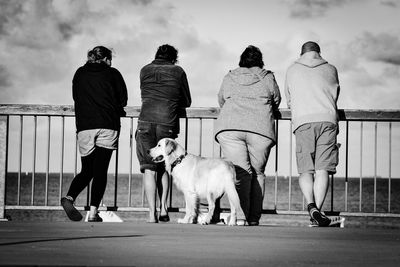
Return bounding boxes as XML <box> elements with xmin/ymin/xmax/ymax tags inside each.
<box><xmin>301</xmin><ymin>41</ymin><xmax>321</xmax><ymax>55</ymax></box>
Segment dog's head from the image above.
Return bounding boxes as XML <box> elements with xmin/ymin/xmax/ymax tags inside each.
<box><xmin>148</xmin><ymin>138</ymin><xmax>185</xmax><ymax>163</ymax></box>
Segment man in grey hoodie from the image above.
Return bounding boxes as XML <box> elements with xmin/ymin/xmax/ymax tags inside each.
<box><xmin>285</xmin><ymin>41</ymin><xmax>340</xmax><ymax>227</ymax></box>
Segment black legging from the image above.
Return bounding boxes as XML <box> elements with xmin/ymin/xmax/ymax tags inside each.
<box><xmin>67</xmin><ymin>146</ymin><xmax>113</xmax><ymax>208</ymax></box>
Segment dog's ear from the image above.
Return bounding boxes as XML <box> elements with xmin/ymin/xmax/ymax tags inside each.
<box><xmin>165</xmin><ymin>139</ymin><xmax>177</xmax><ymax>155</ymax></box>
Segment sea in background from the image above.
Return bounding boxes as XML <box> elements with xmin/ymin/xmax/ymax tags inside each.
<box><xmin>5</xmin><ymin>172</ymin><xmax>400</xmax><ymax>214</ymax></box>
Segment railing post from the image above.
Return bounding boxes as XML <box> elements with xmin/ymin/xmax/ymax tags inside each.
<box><xmin>0</xmin><ymin>115</ymin><xmax>9</xmax><ymax>220</ymax></box>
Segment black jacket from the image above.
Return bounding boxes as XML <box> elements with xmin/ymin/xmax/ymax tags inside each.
<box><xmin>139</xmin><ymin>59</ymin><xmax>191</xmax><ymax>133</ymax></box>
<box><xmin>73</xmin><ymin>62</ymin><xmax>128</xmax><ymax>132</ymax></box>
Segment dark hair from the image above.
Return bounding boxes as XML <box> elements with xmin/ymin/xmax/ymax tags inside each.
<box><xmin>87</xmin><ymin>46</ymin><xmax>112</xmax><ymax>63</ymax></box>
<box><xmin>155</xmin><ymin>44</ymin><xmax>178</xmax><ymax>64</ymax></box>
<box><xmin>239</xmin><ymin>45</ymin><xmax>264</xmax><ymax>68</ymax></box>
<box><xmin>301</xmin><ymin>41</ymin><xmax>320</xmax><ymax>55</ymax></box>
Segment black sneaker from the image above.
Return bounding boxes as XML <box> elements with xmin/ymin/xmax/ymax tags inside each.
<box><xmin>309</xmin><ymin>207</ymin><xmax>331</xmax><ymax>227</ymax></box>
<box><xmin>309</xmin><ymin>218</ymin><xmax>319</xmax><ymax>227</ymax></box>
<box><xmin>158</xmin><ymin>215</ymin><xmax>170</xmax><ymax>222</ymax></box>
<box><xmin>61</xmin><ymin>197</ymin><xmax>83</xmax><ymax>221</ymax></box>
<box><xmin>88</xmin><ymin>213</ymin><xmax>103</xmax><ymax>222</ymax></box>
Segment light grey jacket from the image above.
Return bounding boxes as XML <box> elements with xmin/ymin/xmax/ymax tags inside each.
<box><xmin>214</xmin><ymin>66</ymin><xmax>281</xmax><ymax>143</ymax></box>
<box><xmin>285</xmin><ymin>51</ymin><xmax>340</xmax><ymax>131</ymax></box>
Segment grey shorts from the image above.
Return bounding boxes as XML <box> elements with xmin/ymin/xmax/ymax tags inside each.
<box><xmin>77</xmin><ymin>129</ymin><xmax>119</xmax><ymax>157</ymax></box>
<box><xmin>294</xmin><ymin>122</ymin><xmax>339</xmax><ymax>174</ymax></box>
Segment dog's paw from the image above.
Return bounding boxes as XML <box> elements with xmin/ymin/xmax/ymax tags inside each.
<box><xmin>198</xmin><ymin>217</ymin><xmax>211</xmax><ymax>225</ymax></box>
<box><xmin>177</xmin><ymin>218</ymin><xmax>188</xmax><ymax>224</ymax></box>
<box><xmin>197</xmin><ymin>213</ymin><xmax>211</xmax><ymax>225</ymax></box>
<box><xmin>235</xmin><ymin>219</ymin><xmax>246</xmax><ymax>226</ymax></box>
<box><xmin>227</xmin><ymin>219</ymin><xmax>237</xmax><ymax>226</ymax></box>
<box><xmin>178</xmin><ymin>216</ymin><xmax>197</xmax><ymax>224</ymax></box>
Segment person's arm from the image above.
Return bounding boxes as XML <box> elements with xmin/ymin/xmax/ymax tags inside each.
<box><xmin>72</xmin><ymin>69</ymin><xmax>79</xmax><ymax>102</ymax></box>
<box><xmin>179</xmin><ymin>72</ymin><xmax>191</xmax><ymax>108</ymax></box>
<box><xmin>113</xmin><ymin>69</ymin><xmax>128</xmax><ymax>116</ymax></box>
<box><xmin>217</xmin><ymin>77</ymin><xmax>227</xmax><ymax>108</ymax></box>
<box><xmin>335</xmin><ymin>67</ymin><xmax>340</xmax><ymax>103</ymax></box>
<box><xmin>267</xmin><ymin>73</ymin><xmax>281</xmax><ymax>108</ymax></box>
<box><xmin>284</xmin><ymin>71</ymin><xmax>291</xmax><ymax>109</ymax></box>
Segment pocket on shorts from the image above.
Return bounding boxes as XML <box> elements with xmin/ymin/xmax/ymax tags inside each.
<box><xmin>319</xmin><ymin>125</ymin><xmax>337</xmax><ymax>146</ymax></box>
<box><xmin>157</xmin><ymin>125</ymin><xmax>177</xmax><ymax>139</ymax></box>
<box><xmin>325</xmin><ymin>122</ymin><xmax>338</xmax><ymax>132</ymax></box>
<box><xmin>295</xmin><ymin>123</ymin><xmax>311</xmax><ymax>134</ymax></box>
<box><xmin>135</xmin><ymin>124</ymin><xmax>151</xmax><ymax>140</ymax></box>
<box><xmin>296</xmin><ymin>143</ymin><xmax>302</xmax><ymax>153</ymax></box>
<box><xmin>332</xmin><ymin>143</ymin><xmax>340</xmax><ymax>165</ymax></box>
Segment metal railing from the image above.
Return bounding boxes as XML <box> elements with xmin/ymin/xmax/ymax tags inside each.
<box><xmin>1</xmin><ymin>104</ymin><xmax>400</xmax><ymax>219</ymax></box>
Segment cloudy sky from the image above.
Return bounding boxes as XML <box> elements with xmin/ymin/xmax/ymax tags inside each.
<box><xmin>1</xmin><ymin>0</ymin><xmax>400</xmax><ymax>109</ymax></box>
<box><xmin>1</xmin><ymin>0</ymin><xmax>400</xmax><ymax>177</ymax></box>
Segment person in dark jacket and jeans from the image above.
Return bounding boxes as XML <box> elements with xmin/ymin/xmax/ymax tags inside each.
<box><xmin>136</xmin><ymin>44</ymin><xmax>191</xmax><ymax>223</ymax></box>
<box><xmin>61</xmin><ymin>46</ymin><xmax>128</xmax><ymax>222</ymax></box>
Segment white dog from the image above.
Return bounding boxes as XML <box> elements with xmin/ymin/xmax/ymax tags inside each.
<box><xmin>148</xmin><ymin>138</ymin><xmax>245</xmax><ymax>226</ymax></box>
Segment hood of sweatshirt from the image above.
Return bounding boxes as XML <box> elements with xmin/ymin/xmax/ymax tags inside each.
<box><xmin>227</xmin><ymin>67</ymin><xmax>270</xmax><ymax>86</ymax></box>
<box><xmin>295</xmin><ymin>52</ymin><xmax>327</xmax><ymax>68</ymax></box>
<box><xmin>83</xmin><ymin>62</ymin><xmax>110</xmax><ymax>72</ymax></box>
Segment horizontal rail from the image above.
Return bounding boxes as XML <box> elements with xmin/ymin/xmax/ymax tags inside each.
<box><xmin>1</xmin><ymin>104</ymin><xmax>400</xmax><ymax>121</ymax></box>
<box><xmin>1</xmin><ymin>104</ymin><xmax>400</xmax><ymax>221</ymax></box>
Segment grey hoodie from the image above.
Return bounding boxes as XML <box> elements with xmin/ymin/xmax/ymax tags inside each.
<box><xmin>215</xmin><ymin>66</ymin><xmax>281</xmax><ymax>142</ymax></box>
<box><xmin>285</xmin><ymin>52</ymin><xmax>340</xmax><ymax>131</ymax></box>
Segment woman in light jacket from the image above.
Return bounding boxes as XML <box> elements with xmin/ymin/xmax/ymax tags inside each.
<box><xmin>215</xmin><ymin>45</ymin><xmax>281</xmax><ymax>226</ymax></box>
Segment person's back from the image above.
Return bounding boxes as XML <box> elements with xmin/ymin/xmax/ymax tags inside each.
<box><xmin>284</xmin><ymin>41</ymin><xmax>342</xmax><ymax>227</ymax></box>
<box><xmin>285</xmin><ymin>50</ymin><xmax>339</xmax><ymax>131</ymax></box>
<box><xmin>215</xmin><ymin>67</ymin><xmax>280</xmax><ymax>142</ymax></box>
<box><xmin>139</xmin><ymin>59</ymin><xmax>190</xmax><ymax>132</ymax></box>
<box><xmin>73</xmin><ymin>61</ymin><xmax>127</xmax><ymax>132</ymax></box>
<box><xmin>136</xmin><ymin>44</ymin><xmax>191</xmax><ymax>223</ymax></box>
<box><xmin>62</xmin><ymin>46</ymin><xmax>127</xmax><ymax>223</ymax></box>
<box><xmin>215</xmin><ymin>45</ymin><xmax>281</xmax><ymax>226</ymax></box>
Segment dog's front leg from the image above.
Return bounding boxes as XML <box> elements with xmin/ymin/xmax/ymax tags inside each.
<box><xmin>178</xmin><ymin>191</ymin><xmax>198</xmax><ymax>224</ymax></box>
<box><xmin>199</xmin><ymin>192</ymin><xmax>215</xmax><ymax>225</ymax></box>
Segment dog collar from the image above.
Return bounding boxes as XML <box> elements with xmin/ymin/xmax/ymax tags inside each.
<box><xmin>170</xmin><ymin>153</ymin><xmax>187</xmax><ymax>172</ymax></box>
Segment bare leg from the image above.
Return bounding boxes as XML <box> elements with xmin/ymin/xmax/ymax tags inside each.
<box><xmin>299</xmin><ymin>172</ymin><xmax>315</xmax><ymax>205</ymax></box>
<box><xmin>158</xmin><ymin>171</ymin><xmax>169</xmax><ymax>217</ymax></box>
<box><xmin>143</xmin><ymin>169</ymin><xmax>157</xmax><ymax>223</ymax></box>
<box><xmin>314</xmin><ymin>170</ymin><xmax>330</xmax><ymax>210</ymax></box>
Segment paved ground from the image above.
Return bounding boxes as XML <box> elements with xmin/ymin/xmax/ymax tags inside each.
<box><xmin>1</xmin><ymin>220</ymin><xmax>400</xmax><ymax>267</ymax></box>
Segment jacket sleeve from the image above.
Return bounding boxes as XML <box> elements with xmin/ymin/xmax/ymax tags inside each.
<box><xmin>113</xmin><ymin>69</ymin><xmax>128</xmax><ymax>116</ymax></box>
<box><xmin>217</xmin><ymin>77</ymin><xmax>227</xmax><ymax>108</ymax></box>
<box><xmin>179</xmin><ymin>71</ymin><xmax>191</xmax><ymax>108</ymax></box>
<box><xmin>284</xmin><ymin>70</ymin><xmax>291</xmax><ymax>109</ymax></box>
<box><xmin>334</xmin><ymin>66</ymin><xmax>340</xmax><ymax>103</ymax></box>
<box><xmin>72</xmin><ymin>69</ymin><xmax>79</xmax><ymax>102</ymax></box>
<box><xmin>267</xmin><ymin>73</ymin><xmax>281</xmax><ymax>108</ymax></box>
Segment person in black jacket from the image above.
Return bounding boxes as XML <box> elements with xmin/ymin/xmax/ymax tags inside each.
<box><xmin>61</xmin><ymin>46</ymin><xmax>128</xmax><ymax>222</ymax></box>
<box><xmin>136</xmin><ymin>44</ymin><xmax>191</xmax><ymax>223</ymax></box>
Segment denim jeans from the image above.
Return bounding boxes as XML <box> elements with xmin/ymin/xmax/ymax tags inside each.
<box><xmin>135</xmin><ymin>121</ymin><xmax>178</xmax><ymax>173</ymax></box>
<box><xmin>217</xmin><ymin>131</ymin><xmax>274</xmax><ymax>222</ymax></box>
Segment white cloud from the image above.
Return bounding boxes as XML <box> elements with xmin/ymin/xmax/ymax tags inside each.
<box><xmin>351</xmin><ymin>32</ymin><xmax>400</xmax><ymax>65</ymax></box>
<box><xmin>0</xmin><ymin>0</ymin><xmax>229</xmax><ymax>107</ymax></box>
<box><xmin>0</xmin><ymin>0</ymin><xmax>399</xmax><ymax>110</ymax></box>
<box><xmin>285</xmin><ymin>0</ymin><xmax>348</xmax><ymax>18</ymax></box>
<box><xmin>380</xmin><ymin>0</ymin><xmax>399</xmax><ymax>8</ymax></box>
